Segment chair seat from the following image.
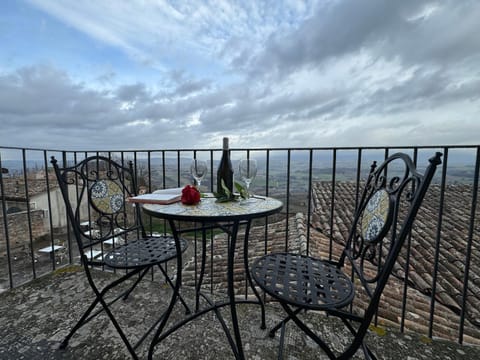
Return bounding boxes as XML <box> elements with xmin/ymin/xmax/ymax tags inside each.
<box><xmin>103</xmin><ymin>235</ymin><xmax>188</xmax><ymax>269</ymax></box>
<box><xmin>251</xmin><ymin>253</ymin><xmax>354</xmax><ymax>310</ymax></box>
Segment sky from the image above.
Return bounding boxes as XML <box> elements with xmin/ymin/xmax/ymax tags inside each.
<box><xmin>1</xmin><ymin>0</ymin><xmax>479</xmax><ymax>151</ymax></box>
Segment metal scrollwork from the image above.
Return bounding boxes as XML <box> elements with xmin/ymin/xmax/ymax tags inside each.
<box><xmin>346</xmin><ymin>152</ymin><xmax>430</xmax><ymax>288</ymax></box>
<box><xmin>54</xmin><ymin>156</ymin><xmax>137</xmax><ymax>248</ymax></box>
<box><xmin>351</xmin><ymin>234</ymin><xmax>364</xmax><ymax>260</ymax></box>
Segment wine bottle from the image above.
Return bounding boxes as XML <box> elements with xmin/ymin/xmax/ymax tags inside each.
<box><xmin>216</xmin><ymin>137</ymin><xmax>234</xmax><ymax>198</ymax></box>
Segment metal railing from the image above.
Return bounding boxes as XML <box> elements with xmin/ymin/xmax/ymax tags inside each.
<box><xmin>1</xmin><ymin>145</ymin><xmax>479</xmax><ymax>345</ymax></box>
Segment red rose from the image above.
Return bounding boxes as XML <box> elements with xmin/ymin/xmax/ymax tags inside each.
<box><xmin>181</xmin><ymin>185</ymin><xmax>201</xmax><ymax>205</ymax></box>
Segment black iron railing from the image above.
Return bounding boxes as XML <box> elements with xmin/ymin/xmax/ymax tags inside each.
<box><xmin>0</xmin><ymin>145</ymin><xmax>479</xmax><ymax>345</ymax></box>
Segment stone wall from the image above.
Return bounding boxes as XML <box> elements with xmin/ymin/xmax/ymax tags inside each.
<box><xmin>0</xmin><ymin>210</ymin><xmax>48</xmax><ymax>254</ymax></box>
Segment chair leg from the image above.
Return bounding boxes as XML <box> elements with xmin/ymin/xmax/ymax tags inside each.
<box><xmin>60</xmin><ymin>297</ymin><xmax>100</xmax><ymax>349</ymax></box>
<box><xmin>148</xmin><ymin>283</ymin><xmax>182</xmax><ymax>359</ymax></box>
<box><xmin>157</xmin><ymin>264</ymin><xmax>191</xmax><ymax>314</ymax></box>
<box><xmin>61</xmin><ymin>269</ymin><xmax>143</xmax><ymax>357</ymax></box>
<box><xmin>362</xmin><ymin>342</ymin><xmax>377</xmax><ymax>360</ymax></box>
<box><xmin>122</xmin><ymin>267</ymin><xmax>150</xmax><ymax>300</ymax></box>
<box><xmin>337</xmin><ymin>316</ymin><xmax>375</xmax><ymax>360</ymax></box>
<box><xmin>281</xmin><ymin>304</ymin><xmax>337</xmax><ymax>359</ymax></box>
<box><xmin>269</xmin><ymin>307</ymin><xmax>303</xmax><ymax>337</ymax></box>
<box><xmin>97</xmin><ymin>295</ymin><xmax>139</xmax><ymax>360</ymax></box>
<box><xmin>91</xmin><ymin>271</ymin><xmax>144</xmax><ymax>359</ymax></box>
<box><xmin>278</xmin><ymin>321</ymin><xmax>286</xmax><ymax>360</ymax></box>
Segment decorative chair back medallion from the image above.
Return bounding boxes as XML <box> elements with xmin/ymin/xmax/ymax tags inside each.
<box><xmin>360</xmin><ymin>189</ymin><xmax>391</xmax><ymax>243</ymax></box>
<box><xmin>89</xmin><ymin>179</ymin><xmax>124</xmax><ymax>215</ymax></box>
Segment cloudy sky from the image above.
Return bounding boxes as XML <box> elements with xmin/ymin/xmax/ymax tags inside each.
<box><xmin>1</xmin><ymin>0</ymin><xmax>479</xmax><ymax>151</ymax></box>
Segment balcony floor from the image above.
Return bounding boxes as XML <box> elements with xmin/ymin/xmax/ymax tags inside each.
<box><xmin>1</xmin><ymin>266</ymin><xmax>479</xmax><ymax>359</ymax></box>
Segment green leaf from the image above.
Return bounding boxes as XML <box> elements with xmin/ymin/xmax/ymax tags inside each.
<box><xmin>215</xmin><ymin>195</ymin><xmax>232</xmax><ymax>203</ymax></box>
<box><xmin>220</xmin><ymin>179</ymin><xmax>231</xmax><ymax>198</ymax></box>
<box><xmin>214</xmin><ymin>179</ymin><xmax>235</xmax><ymax>202</ymax></box>
<box><xmin>214</xmin><ymin>180</ymin><xmax>250</xmax><ymax>202</ymax></box>
<box><xmin>235</xmin><ymin>181</ymin><xmax>249</xmax><ymax>199</ymax></box>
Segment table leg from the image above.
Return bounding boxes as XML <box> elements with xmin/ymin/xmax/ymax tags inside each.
<box><xmin>148</xmin><ymin>219</ymin><xmax>183</xmax><ymax>360</ymax></box>
<box><xmin>243</xmin><ymin>219</ymin><xmax>266</xmax><ymax>329</ymax></box>
<box><xmin>228</xmin><ymin>220</ymin><xmax>245</xmax><ymax>360</ymax></box>
<box><xmin>196</xmin><ymin>224</ymin><xmax>208</xmax><ymax>312</ymax></box>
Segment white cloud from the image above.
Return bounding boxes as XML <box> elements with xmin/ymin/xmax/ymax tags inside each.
<box><xmin>0</xmin><ymin>0</ymin><xmax>479</xmax><ymax>151</ymax></box>
<box><xmin>28</xmin><ymin>0</ymin><xmax>317</xmax><ymax>75</ymax></box>
<box><xmin>126</xmin><ymin>119</ymin><xmax>152</xmax><ymax>127</ymax></box>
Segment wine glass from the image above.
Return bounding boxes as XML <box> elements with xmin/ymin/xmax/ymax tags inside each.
<box><xmin>190</xmin><ymin>159</ymin><xmax>208</xmax><ymax>189</ymax></box>
<box><xmin>239</xmin><ymin>159</ymin><xmax>257</xmax><ymax>197</ymax></box>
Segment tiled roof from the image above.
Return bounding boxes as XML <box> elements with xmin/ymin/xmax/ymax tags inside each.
<box><xmin>181</xmin><ymin>181</ymin><xmax>480</xmax><ymax>344</ymax></box>
<box><xmin>310</xmin><ymin>181</ymin><xmax>480</xmax><ymax>344</ymax></box>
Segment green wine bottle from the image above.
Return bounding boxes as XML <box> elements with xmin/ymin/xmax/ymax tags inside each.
<box><xmin>216</xmin><ymin>137</ymin><xmax>234</xmax><ymax>199</ymax></box>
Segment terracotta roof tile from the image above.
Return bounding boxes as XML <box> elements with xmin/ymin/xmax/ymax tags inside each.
<box><xmin>180</xmin><ymin>181</ymin><xmax>480</xmax><ymax>344</ymax></box>
<box><xmin>310</xmin><ymin>181</ymin><xmax>480</xmax><ymax>344</ymax></box>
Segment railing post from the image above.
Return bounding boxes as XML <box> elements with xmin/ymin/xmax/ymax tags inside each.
<box><xmin>0</xmin><ymin>152</ymin><xmax>14</xmax><ymax>288</ymax></box>
<box><xmin>459</xmin><ymin>146</ymin><xmax>480</xmax><ymax>344</ymax></box>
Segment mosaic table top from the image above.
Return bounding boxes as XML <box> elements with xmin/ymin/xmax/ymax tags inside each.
<box><xmin>142</xmin><ymin>194</ymin><xmax>283</xmax><ymax>222</ymax></box>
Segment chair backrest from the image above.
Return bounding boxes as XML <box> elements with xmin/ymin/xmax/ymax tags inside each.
<box><xmin>51</xmin><ymin>155</ymin><xmax>146</xmax><ymax>258</ymax></box>
<box><xmin>338</xmin><ymin>152</ymin><xmax>442</xmax><ymax>349</ymax></box>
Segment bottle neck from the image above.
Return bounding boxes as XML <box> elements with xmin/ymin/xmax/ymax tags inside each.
<box><xmin>220</xmin><ymin>149</ymin><xmax>230</xmax><ymax>165</ymax></box>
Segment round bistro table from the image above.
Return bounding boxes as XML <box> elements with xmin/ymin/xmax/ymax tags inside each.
<box><xmin>143</xmin><ymin>195</ymin><xmax>283</xmax><ymax>360</ymax></box>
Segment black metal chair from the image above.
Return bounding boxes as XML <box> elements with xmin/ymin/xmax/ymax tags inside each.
<box><xmin>51</xmin><ymin>155</ymin><xmax>190</xmax><ymax>359</ymax></box>
<box><xmin>251</xmin><ymin>152</ymin><xmax>442</xmax><ymax>359</ymax></box>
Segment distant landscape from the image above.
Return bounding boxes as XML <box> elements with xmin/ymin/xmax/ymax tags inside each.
<box><xmin>2</xmin><ymin>148</ymin><xmax>478</xmax><ymax>192</ymax></box>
